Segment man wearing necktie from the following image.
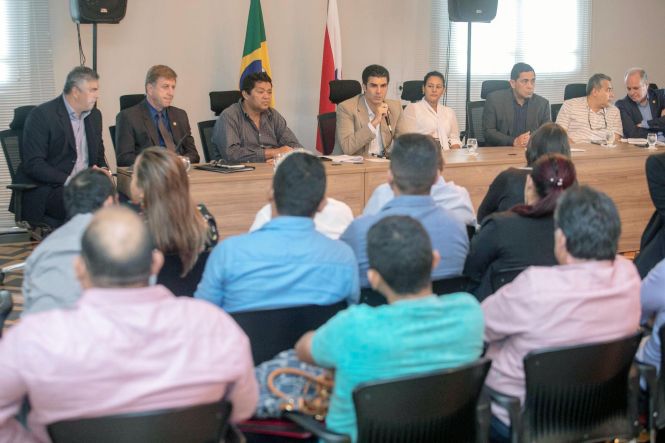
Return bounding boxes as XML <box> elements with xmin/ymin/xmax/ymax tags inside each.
<box><xmin>115</xmin><ymin>65</ymin><xmax>200</xmax><ymax>167</ymax></box>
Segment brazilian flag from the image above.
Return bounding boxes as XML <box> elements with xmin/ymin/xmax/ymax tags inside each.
<box><xmin>239</xmin><ymin>0</ymin><xmax>273</xmax><ymax>105</ymax></box>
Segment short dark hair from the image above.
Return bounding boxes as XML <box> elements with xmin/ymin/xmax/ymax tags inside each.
<box><xmin>362</xmin><ymin>64</ymin><xmax>390</xmax><ymax>85</ymax></box>
<box><xmin>554</xmin><ymin>185</ymin><xmax>621</xmax><ymax>260</ymax></box>
<box><xmin>241</xmin><ymin>72</ymin><xmax>272</xmax><ymax>94</ymax></box>
<box><xmin>510</xmin><ymin>63</ymin><xmax>535</xmax><ymax>81</ymax></box>
<box><xmin>63</xmin><ymin>66</ymin><xmax>99</xmax><ymax>94</ymax></box>
<box><xmin>586</xmin><ymin>73</ymin><xmax>612</xmax><ymax>96</ymax></box>
<box><xmin>81</xmin><ymin>207</ymin><xmax>155</xmax><ymax>287</ymax></box>
<box><xmin>367</xmin><ymin>216</ymin><xmax>432</xmax><ymax>295</ymax></box>
<box><xmin>64</xmin><ymin>169</ymin><xmax>116</xmax><ymax>219</ymax></box>
<box><xmin>145</xmin><ymin>65</ymin><xmax>177</xmax><ymax>87</ymax></box>
<box><xmin>390</xmin><ymin>134</ymin><xmax>439</xmax><ymax>194</ymax></box>
<box><xmin>273</xmin><ymin>152</ymin><xmax>326</xmax><ymax>217</ymax></box>
<box><xmin>525</xmin><ymin>123</ymin><xmax>572</xmax><ymax>165</ymax></box>
<box><xmin>423</xmin><ymin>71</ymin><xmax>445</xmax><ymax>87</ymax></box>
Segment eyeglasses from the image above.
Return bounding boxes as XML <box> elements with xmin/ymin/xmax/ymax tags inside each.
<box><xmin>588</xmin><ymin>107</ymin><xmax>607</xmax><ymax>130</ymax></box>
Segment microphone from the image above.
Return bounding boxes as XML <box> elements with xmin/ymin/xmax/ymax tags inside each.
<box><xmin>384</xmin><ymin>106</ymin><xmax>393</xmax><ymax>135</ymax></box>
<box><xmin>174</xmin><ymin>131</ymin><xmax>190</xmax><ymax>156</ymax></box>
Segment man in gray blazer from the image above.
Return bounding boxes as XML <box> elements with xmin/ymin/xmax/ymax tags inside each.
<box><xmin>483</xmin><ymin>63</ymin><xmax>551</xmax><ymax>147</ymax></box>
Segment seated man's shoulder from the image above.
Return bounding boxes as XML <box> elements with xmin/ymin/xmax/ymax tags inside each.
<box><xmin>614</xmin><ymin>95</ymin><xmax>631</xmax><ymax>110</ymax></box>
<box><xmin>531</xmin><ymin>93</ymin><xmax>550</xmax><ymax>105</ymax></box>
<box><xmin>485</xmin><ymin>87</ymin><xmax>512</xmax><ymax>104</ymax></box>
<box><xmin>338</xmin><ymin>95</ymin><xmax>361</xmax><ymax>112</ymax></box>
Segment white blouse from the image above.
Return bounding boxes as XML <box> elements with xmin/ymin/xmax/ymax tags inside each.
<box><xmin>403</xmin><ymin>99</ymin><xmax>462</xmax><ymax>150</ymax></box>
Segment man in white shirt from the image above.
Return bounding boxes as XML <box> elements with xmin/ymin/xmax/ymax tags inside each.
<box><xmin>556</xmin><ymin>73</ymin><xmax>623</xmax><ymax>143</ymax></box>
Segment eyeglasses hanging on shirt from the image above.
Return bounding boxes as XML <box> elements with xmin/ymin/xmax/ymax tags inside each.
<box><xmin>587</xmin><ymin>107</ymin><xmax>607</xmax><ymax>130</ymax></box>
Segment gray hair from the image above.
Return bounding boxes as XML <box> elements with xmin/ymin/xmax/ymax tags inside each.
<box><xmin>586</xmin><ymin>73</ymin><xmax>612</xmax><ymax>96</ymax></box>
<box><xmin>624</xmin><ymin>67</ymin><xmax>648</xmax><ymax>85</ymax></box>
<box><xmin>63</xmin><ymin>66</ymin><xmax>99</xmax><ymax>94</ymax></box>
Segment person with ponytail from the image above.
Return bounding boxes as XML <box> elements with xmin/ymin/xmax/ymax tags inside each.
<box><xmin>464</xmin><ymin>153</ymin><xmax>577</xmax><ymax>301</ymax></box>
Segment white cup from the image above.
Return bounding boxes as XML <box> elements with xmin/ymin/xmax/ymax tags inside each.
<box><xmin>647</xmin><ymin>133</ymin><xmax>658</xmax><ymax>149</ymax></box>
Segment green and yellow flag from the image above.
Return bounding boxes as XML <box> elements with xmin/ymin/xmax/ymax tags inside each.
<box><xmin>239</xmin><ymin>0</ymin><xmax>273</xmax><ymax>105</ymax></box>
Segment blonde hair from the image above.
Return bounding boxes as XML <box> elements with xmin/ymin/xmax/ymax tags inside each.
<box><xmin>134</xmin><ymin>148</ymin><xmax>208</xmax><ymax>276</ymax></box>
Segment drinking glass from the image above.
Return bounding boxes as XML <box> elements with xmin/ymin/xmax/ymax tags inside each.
<box><xmin>273</xmin><ymin>153</ymin><xmax>285</xmax><ymax>172</ymax></box>
<box><xmin>603</xmin><ymin>130</ymin><xmax>615</xmax><ymax>148</ymax></box>
<box><xmin>466</xmin><ymin>138</ymin><xmax>478</xmax><ymax>156</ymax></box>
<box><xmin>179</xmin><ymin>156</ymin><xmax>191</xmax><ymax>173</ymax></box>
<box><xmin>647</xmin><ymin>132</ymin><xmax>658</xmax><ymax>149</ymax></box>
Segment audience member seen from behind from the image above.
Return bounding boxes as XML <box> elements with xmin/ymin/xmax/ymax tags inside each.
<box><xmin>22</xmin><ymin>169</ymin><xmax>116</xmax><ymax>315</ymax></box>
<box><xmin>478</xmin><ymin>122</ymin><xmax>572</xmax><ymax>223</ymax></box>
<box><xmin>482</xmin><ymin>186</ymin><xmax>640</xmax><ymax>442</ymax></box>
<box><xmin>402</xmin><ymin>71</ymin><xmax>462</xmax><ymax>150</ymax></box>
<box><xmin>634</xmin><ymin>152</ymin><xmax>665</xmax><ymax>278</ymax></box>
<box><xmin>637</xmin><ymin>257</ymin><xmax>665</xmax><ymax>376</ymax></box>
<box><xmin>0</xmin><ymin>207</ymin><xmax>258</xmax><ymax>442</ymax></box>
<box><xmin>195</xmin><ymin>152</ymin><xmax>359</xmax><ymax>313</ymax></box>
<box><xmin>556</xmin><ymin>73</ymin><xmax>623</xmax><ymax>143</ymax></box>
<box><xmin>465</xmin><ymin>154</ymin><xmax>577</xmax><ymax>301</ymax></box>
<box><xmin>341</xmin><ymin>133</ymin><xmax>469</xmax><ymax>288</ymax></box>
<box><xmin>296</xmin><ymin>216</ymin><xmax>484</xmax><ymax>443</ymax></box>
<box><xmin>363</xmin><ymin>148</ymin><xmax>476</xmax><ymax>227</ymax></box>
<box><xmin>131</xmin><ymin>147</ymin><xmax>217</xmax><ymax>296</ymax></box>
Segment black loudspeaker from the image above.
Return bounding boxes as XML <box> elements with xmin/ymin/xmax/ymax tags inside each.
<box><xmin>70</xmin><ymin>0</ymin><xmax>127</xmax><ymax>24</ymax></box>
<box><xmin>448</xmin><ymin>0</ymin><xmax>497</xmax><ymax>22</ymax></box>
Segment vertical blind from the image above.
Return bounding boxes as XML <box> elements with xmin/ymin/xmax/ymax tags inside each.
<box><xmin>430</xmin><ymin>0</ymin><xmax>592</xmax><ymax>130</ymax></box>
<box><xmin>0</xmin><ymin>0</ymin><xmax>55</xmax><ymax>232</ymax></box>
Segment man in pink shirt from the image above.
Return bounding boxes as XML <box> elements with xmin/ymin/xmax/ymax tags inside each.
<box><xmin>0</xmin><ymin>206</ymin><xmax>258</xmax><ymax>443</ymax></box>
<box><xmin>482</xmin><ymin>186</ymin><xmax>641</xmax><ymax>441</ymax></box>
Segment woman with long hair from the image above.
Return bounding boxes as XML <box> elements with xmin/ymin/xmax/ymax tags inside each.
<box><xmin>464</xmin><ymin>153</ymin><xmax>577</xmax><ymax>301</ymax></box>
<box><xmin>130</xmin><ymin>147</ymin><xmax>217</xmax><ymax>295</ymax></box>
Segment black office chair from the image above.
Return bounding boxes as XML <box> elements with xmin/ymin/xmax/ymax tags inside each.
<box><xmin>550</xmin><ymin>103</ymin><xmax>562</xmax><ymax>122</ymax></box>
<box><xmin>48</xmin><ymin>400</ymin><xmax>235</xmax><ymax>443</ymax></box>
<box><xmin>0</xmin><ymin>290</ymin><xmax>13</xmax><ymax>337</ymax></box>
<box><xmin>564</xmin><ymin>83</ymin><xmax>586</xmax><ymax>100</ymax></box>
<box><xmin>317</xmin><ymin>112</ymin><xmax>336</xmax><ymax>155</ymax></box>
<box><xmin>109</xmin><ymin>125</ymin><xmax>116</xmax><ymax>150</ymax></box>
<box><xmin>119</xmin><ymin>94</ymin><xmax>145</xmax><ymax>111</ymax></box>
<box><xmin>400</xmin><ymin>80</ymin><xmax>423</xmax><ymax>103</ymax></box>
<box><xmin>637</xmin><ymin>327</ymin><xmax>665</xmax><ymax>442</ymax></box>
<box><xmin>230</xmin><ymin>302</ymin><xmax>347</xmax><ymax>365</ymax></box>
<box><xmin>286</xmin><ymin>358</ymin><xmax>492</xmax><ymax>443</ymax></box>
<box><xmin>481</xmin><ymin>80</ymin><xmax>511</xmax><ymax>100</ymax></box>
<box><xmin>649</xmin><ymin>83</ymin><xmax>659</xmax><ymax>91</ymax></box>
<box><xmin>329</xmin><ymin>80</ymin><xmax>362</xmax><ymax>105</ymax></box>
<box><xmin>209</xmin><ymin>90</ymin><xmax>242</xmax><ymax>116</ymax></box>
<box><xmin>466</xmin><ymin>100</ymin><xmax>486</xmax><ymax>146</ymax></box>
<box><xmin>197</xmin><ymin>120</ymin><xmax>217</xmax><ymax>162</ymax></box>
<box><xmin>490</xmin><ymin>267</ymin><xmax>526</xmax><ymax>293</ymax></box>
<box><xmin>360</xmin><ymin>276</ymin><xmax>470</xmax><ymax>307</ymax></box>
<box><xmin>488</xmin><ymin>332</ymin><xmax>642</xmax><ymax>443</ymax></box>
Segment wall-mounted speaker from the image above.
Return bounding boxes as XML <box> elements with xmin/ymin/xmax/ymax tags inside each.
<box><xmin>448</xmin><ymin>0</ymin><xmax>498</xmax><ymax>22</ymax></box>
<box><xmin>70</xmin><ymin>0</ymin><xmax>127</xmax><ymax>24</ymax></box>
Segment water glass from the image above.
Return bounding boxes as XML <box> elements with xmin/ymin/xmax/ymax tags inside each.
<box><xmin>466</xmin><ymin>138</ymin><xmax>478</xmax><ymax>156</ymax></box>
<box><xmin>179</xmin><ymin>156</ymin><xmax>191</xmax><ymax>173</ymax></box>
<box><xmin>273</xmin><ymin>153</ymin><xmax>285</xmax><ymax>172</ymax></box>
<box><xmin>603</xmin><ymin>130</ymin><xmax>615</xmax><ymax>148</ymax></box>
<box><xmin>647</xmin><ymin>132</ymin><xmax>658</xmax><ymax>149</ymax></box>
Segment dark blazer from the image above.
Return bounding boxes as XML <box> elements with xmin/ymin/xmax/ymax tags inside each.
<box><xmin>464</xmin><ymin>211</ymin><xmax>557</xmax><ymax>301</ymax></box>
<box><xmin>483</xmin><ymin>89</ymin><xmax>551</xmax><ymax>146</ymax></box>
<box><xmin>615</xmin><ymin>88</ymin><xmax>665</xmax><ymax>139</ymax></box>
<box><xmin>16</xmin><ymin>95</ymin><xmax>106</xmax><ymax>222</ymax></box>
<box><xmin>635</xmin><ymin>153</ymin><xmax>665</xmax><ymax>277</ymax></box>
<box><xmin>477</xmin><ymin>167</ymin><xmax>530</xmax><ymax>223</ymax></box>
<box><xmin>115</xmin><ymin>99</ymin><xmax>199</xmax><ymax>167</ymax></box>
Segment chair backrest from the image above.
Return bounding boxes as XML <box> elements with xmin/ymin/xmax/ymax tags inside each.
<box><xmin>401</xmin><ymin>80</ymin><xmax>424</xmax><ymax>103</ymax></box>
<box><xmin>0</xmin><ymin>290</ymin><xmax>13</xmax><ymax>338</ymax></box>
<box><xmin>649</xmin><ymin>83</ymin><xmax>659</xmax><ymax>91</ymax></box>
<box><xmin>1</xmin><ymin>105</ymin><xmax>35</xmax><ymax>181</ymax></box>
<box><xmin>466</xmin><ymin>101</ymin><xmax>486</xmax><ymax>146</ymax></box>
<box><xmin>329</xmin><ymin>80</ymin><xmax>362</xmax><ymax>105</ymax></box>
<box><xmin>353</xmin><ymin>359</ymin><xmax>491</xmax><ymax>443</ymax></box>
<box><xmin>522</xmin><ymin>332</ymin><xmax>642</xmax><ymax>443</ymax></box>
<box><xmin>490</xmin><ymin>267</ymin><xmax>526</xmax><ymax>293</ymax></box>
<box><xmin>119</xmin><ymin>94</ymin><xmax>145</xmax><ymax>111</ymax></box>
<box><xmin>550</xmin><ymin>103</ymin><xmax>562</xmax><ymax>122</ymax></box>
<box><xmin>197</xmin><ymin>120</ymin><xmax>217</xmax><ymax>163</ymax></box>
<box><xmin>109</xmin><ymin>126</ymin><xmax>116</xmax><ymax>151</ymax></box>
<box><xmin>655</xmin><ymin>327</ymin><xmax>665</xmax><ymax>429</ymax></box>
<box><xmin>231</xmin><ymin>302</ymin><xmax>347</xmax><ymax>365</ymax></box>
<box><xmin>564</xmin><ymin>83</ymin><xmax>586</xmax><ymax>101</ymax></box>
<box><xmin>209</xmin><ymin>91</ymin><xmax>242</xmax><ymax>116</ymax></box>
<box><xmin>48</xmin><ymin>400</ymin><xmax>232</xmax><ymax>443</ymax></box>
<box><xmin>317</xmin><ymin>112</ymin><xmax>336</xmax><ymax>155</ymax></box>
<box><xmin>480</xmin><ymin>80</ymin><xmax>511</xmax><ymax>100</ymax></box>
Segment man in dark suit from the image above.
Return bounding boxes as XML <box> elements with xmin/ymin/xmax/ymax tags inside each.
<box><xmin>635</xmin><ymin>153</ymin><xmax>665</xmax><ymax>278</ymax></box>
<box><xmin>115</xmin><ymin>65</ymin><xmax>199</xmax><ymax>167</ymax></box>
<box><xmin>16</xmin><ymin>66</ymin><xmax>107</xmax><ymax>226</ymax></box>
<box><xmin>483</xmin><ymin>62</ymin><xmax>551</xmax><ymax>147</ymax></box>
<box><xmin>615</xmin><ymin>68</ymin><xmax>665</xmax><ymax>139</ymax></box>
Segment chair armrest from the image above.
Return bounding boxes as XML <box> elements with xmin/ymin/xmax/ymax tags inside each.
<box><xmin>484</xmin><ymin>386</ymin><xmax>522</xmax><ymax>443</ymax></box>
<box><xmin>7</xmin><ymin>183</ymin><xmax>37</xmax><ymax>192</ymax></box>
<box><xmin>283</xmin><ymin>412</ymin><xmax>351</xmax><ymax>443</ymax></box>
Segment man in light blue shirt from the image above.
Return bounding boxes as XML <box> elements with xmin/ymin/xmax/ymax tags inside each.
<box><xmin>341</xmin><ymin>133</ymin><xmax>469</xmax><ymax>288</ymax></box>
<box><xmin>637</xmin><ymin>257</ymin><xmax>665</xmax><ymax>373</ymax></box>
<box><xmin>195</xmin><ymin>152</ymin><xmax>359</xmax><ymax>313</ymax></box>
<box><xmin>296</xmin><ymin>216</ymin><xmax>484</xmax><ymax>442</ymax></box>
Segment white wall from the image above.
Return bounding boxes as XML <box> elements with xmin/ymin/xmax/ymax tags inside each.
<box><xmin>47</xmin><ymin>0</ymin><xmax>663</xmax><ymax>169</ymax></box>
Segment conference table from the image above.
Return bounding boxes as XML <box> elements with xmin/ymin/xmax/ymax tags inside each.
<box><xmin>117</xmin><ymin>142</ymin><xmax>656</xmax><ymax>252</ymax></box>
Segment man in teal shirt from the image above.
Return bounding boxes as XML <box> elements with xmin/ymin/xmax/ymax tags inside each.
<box><xmin>296</xmin><ymin>216</ymin><xmax>484</xmax><ymax>442</ymax></box>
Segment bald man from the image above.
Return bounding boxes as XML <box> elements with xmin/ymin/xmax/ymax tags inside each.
<box><xmin>0</xmin><ymin>207</ymin><xmax>258</xmax><ymax>442</ymax></box>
